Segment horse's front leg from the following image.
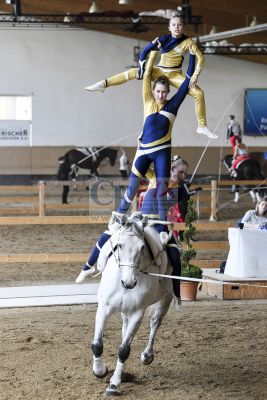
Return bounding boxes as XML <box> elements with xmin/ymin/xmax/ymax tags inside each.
<box><xmin>105</xmin><ymin>310</ymin><xmax>144</xmax><ymax>395</ymax></box>
<box><xmin>121</xmin><ymin>313</ymin><xmax>128</xmax><ymax>340</ymax></box>
<box><xmin>91</xmin><ymin>305</ymin><xmax>110</xmax><ymax>378</ymax></box>
<box><xmin>141</xmin><ymin>296</ymin><xmax>172</xmax><ymax>365</ymax></box>
<box><xmin>249</xmin><ymin>189</ymin><xmax>257</xmax><ymax>202</ymax></box>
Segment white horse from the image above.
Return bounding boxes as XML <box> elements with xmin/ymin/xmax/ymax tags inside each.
<box><xmin>91</xmin><ymin>213</ymin><xmax>174</xmax><ymax>396</ymax></box>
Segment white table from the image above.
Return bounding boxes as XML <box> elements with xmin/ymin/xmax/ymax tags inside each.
<box><xmin>225</xmin><ymin>227</ymin><xmax>267</xmax><ymax>278</ymax></box>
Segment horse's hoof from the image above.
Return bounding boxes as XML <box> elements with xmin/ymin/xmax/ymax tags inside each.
<box><xmin>104</xmin><ymin>384</ymin><xmax>120</xmax><ymax>397</ymax></box>
<box><xmin>93</xmin><ymin>365</ymin><xmax>108</xmax><ymax>379</ymax></box>
<box><xmin>141</xmin><ymin>352</ymin><xmax>154</xmax><ymax>365</ymax></box>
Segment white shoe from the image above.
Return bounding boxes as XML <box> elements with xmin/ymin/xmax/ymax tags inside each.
<box><xmin>159</xmin><ymin>231</ymin><xmax>169</xmax><ymax>245</ymax></box>
<box><xmin>85</xmin><ymin>80</ymin><xmax>106</xmax><ymax>92</ymax></box>
<box><xmin>230</xmin><ymin>170</ymin><xmax>237</xmax><ymax>178</ymax></box>
<box><xmin>76</xmin><ymin>266</ymin><xmax>96</xmax><ymax>283</ymax></box>
<box><xmin>197</xmin><ymin>126</ymin><xmax>218</xmax><ymax>139</ymax></box>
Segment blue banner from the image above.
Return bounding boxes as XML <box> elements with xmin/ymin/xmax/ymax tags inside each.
<box><xmin>244</xmin><ymin>89</ymin><xmax>267</xmax><ymax>136</ymax></box>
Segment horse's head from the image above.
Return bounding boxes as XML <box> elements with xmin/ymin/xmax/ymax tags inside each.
<box><xmin>117</xmin><ymin>214</ymin><xmax>146</xmax><ymax>289</ymax></box>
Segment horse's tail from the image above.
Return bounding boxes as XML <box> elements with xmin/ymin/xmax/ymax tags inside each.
<box><xmin>61</xmin><ymin>150</ymin><xmax>71</xmax><ymax>164</ymax></box>
<box><xmin>253</xmin><ymin>160</ymin><xmax>265</xmax><ymax>180</ymax></box>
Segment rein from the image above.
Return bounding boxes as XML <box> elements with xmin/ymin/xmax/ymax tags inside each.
<box><xmin>147</xmin><ymin>272</ymin><xmax>267</xmax><ymax>289</ymax></box>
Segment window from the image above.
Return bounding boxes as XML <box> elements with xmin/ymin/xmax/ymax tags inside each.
<box><xmin>0</xmin><ymin>95</ymin><xmax>32</xmax><ymax>146</ymax></box>
<box><xmin>0</xmin><ymin>95</ymin><xmax>32</xmax><ymax>120</ymax></box>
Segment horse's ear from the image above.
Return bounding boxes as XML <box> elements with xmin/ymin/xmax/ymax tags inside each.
<box><xmin>142</xmin><ymin>216</ymin><xmax>148</xmax><ymax>226</ymax></box>
<box><xmin>134</xmin><ymin>220</ymin><xmax>144</xmax><ymax>236</ymax></box>
<box><xmin>131</xmin><ymin>211</ymin><xmax>143</xmax><ymax>221</ymax></box>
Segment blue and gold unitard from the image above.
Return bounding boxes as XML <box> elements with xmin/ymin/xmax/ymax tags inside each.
<box><xmin>105</xmin><ymin>34</ymin><xmax>206</xmax><ymax>127</ymax></box>
<box><xmin>117</xmin><ymin>50</ymin><xmax>196</xmax><ymax>222</ymax></box>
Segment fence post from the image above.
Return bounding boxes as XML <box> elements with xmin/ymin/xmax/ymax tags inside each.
<box><xmin>38</xmin><ymin>181</ymin><xmax>45</xmax><ymax>217</ymax></box>
<box><xmin>131</xmin><ymin>195</ymin><xmax>138</xmax><ymax>212</ymax></box>
<box><xmin>209</xmin><ymin>180</ymin><xmax>217</xmax><ymax>221</ymax></box>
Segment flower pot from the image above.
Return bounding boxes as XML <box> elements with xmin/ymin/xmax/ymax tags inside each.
<box><xmin>181</xmin><ymin>281</ymin><xmax>198</xmax><ymax>301</ymax></box>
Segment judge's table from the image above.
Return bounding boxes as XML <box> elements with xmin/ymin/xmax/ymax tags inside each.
<box><xmin>202</xmin><ymin>228</ymin><xmax>267</xmax><ymax>300</ymax></box>
<box><xmin>225</xmin><ymin>227</ymin><xmax>267</xmax><ymax>278</ymax></box>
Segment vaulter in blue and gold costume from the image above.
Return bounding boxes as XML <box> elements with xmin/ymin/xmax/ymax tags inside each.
<box><xmin>76</xmin><ymin>166</ymin><xmax>182</xmax><ymax>301</ymax></box>
<box><xmin>85</xmin><ymin>14</ymin><xmax>217</xmax><ymax>139</ymax></box>
<box><xmin>117</xmin><ymin>49</ymin><xmax>196</xmax><ymax>224</ymax></box>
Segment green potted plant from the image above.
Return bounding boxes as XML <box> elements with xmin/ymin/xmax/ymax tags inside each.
<box><xmin>181</xmin><ymin>198</ymin><xmax>202</xmax><ymax>301</ymax></box>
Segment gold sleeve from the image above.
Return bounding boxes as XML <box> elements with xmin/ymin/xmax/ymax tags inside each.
<box><xmin>145</xmin><ymin>167</ymin><xmax>155</xmax><ymax>181</ymax></box>
<box><xmin>145</xmin><ymin>167</ymin><xmax>156</xmax><ymax>189</ymax></box>
<box><xmin>142</xmin><ymin>51</ymin><xmax>158</xmax><ymax>104</ymax></box>
<box><xmin>181</xmin><ymin>38</ymin><xmax>205</xmax><ymax>82</ymax></box>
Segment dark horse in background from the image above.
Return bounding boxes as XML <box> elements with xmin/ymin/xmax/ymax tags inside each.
<box><xmin>61</xmin><ymin>146</ymin><xmax>118</xmax><ymax>179</ymax></box>
<box><xmin>223</xmin><ymin>154</ymin><xmax>266</xmax><ymax>203</ymax></box>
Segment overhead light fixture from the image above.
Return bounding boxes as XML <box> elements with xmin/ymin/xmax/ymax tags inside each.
<box><xmin>176</xmin><ymin>1</ymin><xmax>192</xmax><ymax>24</ymax></box>
<box><xmin>63</xmin><ymin>12</ymin><xmax>71</xmax><ymax>23</ymax></box>
<box><xmin>209</xmin><ymin>26</ymin><xmax>217</xmax><ymax>35</ymax></box>
<box><xmin>125</xmin><ymin>17</ymin><xmax>149</xmax><ymax>33</ymax></box>
<box><xmin>250</xmin><ymin>16</ymin><xmax>258</xmax><ymax>27</ymax></box>
<box><xmin>89</xmin><ymin>1</ymin><xmax>101</xmax><ymax>13</ymax></box>
<box><xmin>118</xmin><ymin>0</ymin><xmax>132</xmax><ymax>4</ymax></box>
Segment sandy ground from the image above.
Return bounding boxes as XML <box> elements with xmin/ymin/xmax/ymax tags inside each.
<box><xmin>0</xmin><ymin>185</ymin><xmax>266</xmax><ymax>399</ymax></box>
<box><xmin>0</xmin><ymin>301</ymin><xmax>266</xmax><ymax>400</ymax></box>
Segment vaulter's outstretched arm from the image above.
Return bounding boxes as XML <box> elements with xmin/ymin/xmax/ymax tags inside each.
<box><xmin>142</xmin><ymin>50</ymin><xmax>158</xmax><ymax>105</ymax></box>
<box><xmin>138</xmin><ymin>37</ymin><xmax>162</xmax><ymax>79</ymax></box>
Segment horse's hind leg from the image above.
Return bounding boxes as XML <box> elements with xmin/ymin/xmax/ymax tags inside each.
<box><xmin>255</xmin><ymin>190</ymin><xmax>261</xmax><ymax>202</ymax></box>
<box><xmin>91</xmin><ymin>305</ymin><xmax>110</xmax><ymax>378</ymax></box>
<box><xmin>141</xmin><ymin>296</ymin><xmax>172</xmax><ymax>365</ymax></box>
<box><xmin>249</xmin><ymin>190</ymin><xmax>257</xmax><ymax>202</ymax></box>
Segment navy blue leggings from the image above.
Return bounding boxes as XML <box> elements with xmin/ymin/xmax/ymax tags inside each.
<box><xmin>166</xmin><ymin>240</ymin><xmax>181</xmax><ymax>298</ymax></box>
<box><xmin>83</xmin><ymin>232</ymin><xmax>110</xmax><ymax>270</ymax></box>
<box><xmin>118</xmin><ymin>146</ymin><xmax>171</xmax><ymax>221</ymax></box>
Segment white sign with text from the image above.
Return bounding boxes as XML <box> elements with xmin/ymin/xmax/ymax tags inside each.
<box><xmin>0</xmin><ymin>120</ymin><xmax>31</xmax><ymax>146</ymax></box>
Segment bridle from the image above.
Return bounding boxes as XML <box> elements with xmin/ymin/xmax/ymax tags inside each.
<box><xmin>109</xmin><ymin>227</ymin><xmax>165</xmax><ymax>274</ymax></box>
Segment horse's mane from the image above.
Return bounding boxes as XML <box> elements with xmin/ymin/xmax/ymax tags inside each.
<box><xmin>121</xmin><ymin>219</ymin><xmax>144</xmax><ymax>238</ymax></box>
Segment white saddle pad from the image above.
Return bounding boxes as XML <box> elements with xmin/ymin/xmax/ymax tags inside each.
<box><xmin>144</xmin><ymin>226</ymin><xmax>168</xmax><ymax>276</ymax></box>
<box><xmin>76</xmin><ymin>147</ymin><xmax>91</xmax><ymax>157</ymax></box>
<box><xmin>97</xmin><ymin>229</ymin><xmax>121</xmax><ymax>273</ymax></box>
